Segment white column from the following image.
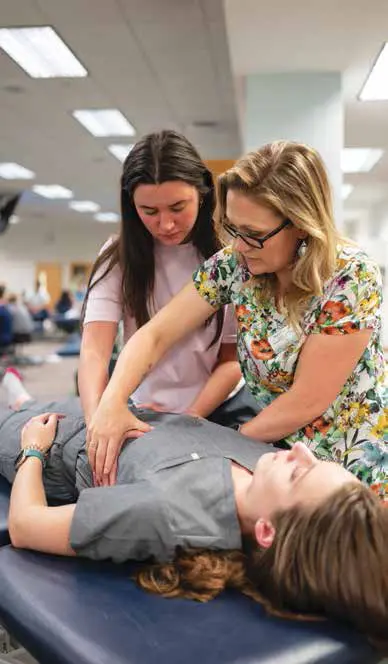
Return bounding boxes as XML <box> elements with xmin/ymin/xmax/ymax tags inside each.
<box><xmin>243</xmin><ymin>73</ymin><xmax>343</xmax><ymax>226</ymax></box>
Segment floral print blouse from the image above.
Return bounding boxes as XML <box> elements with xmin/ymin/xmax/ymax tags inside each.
<box><xmin>193</xmin><ymin>245</ymin><xmax>387</xmax><ymax>499</ymax></box>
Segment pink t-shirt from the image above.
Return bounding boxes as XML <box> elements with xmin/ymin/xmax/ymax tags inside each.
<box><xmin>83</xmin><ymin>239</ymin><xmax>237</xmax><ymax>413</ymax></box>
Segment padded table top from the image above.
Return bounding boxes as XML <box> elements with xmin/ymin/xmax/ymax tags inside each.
<box><xmin>0</xmin><ymin>476</ymin><xmax>10</xmax><ymax>546</ymax></box>
<box><xmin>0</xmin><ymin>547</ymin><xmax>379</xmax><ymax>664</ymax></box>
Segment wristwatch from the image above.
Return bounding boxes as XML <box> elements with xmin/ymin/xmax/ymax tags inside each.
<box><xmin>15</xmin><ymin>448</ymin><xmax>47</xmax><ymax>471</ymax></box>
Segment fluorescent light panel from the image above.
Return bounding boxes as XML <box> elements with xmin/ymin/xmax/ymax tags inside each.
<box><xmin>73</xmin><ymin>110</ymin><xmax>136</xmax><ymax>137</ymax></box>
<box><xmin>360</xmin><ymin>42</ymin><xmax>388</xmax><ymax>101</ymax></box>
<box><xmin>108</xmin><ymin>144</ymin><xmax>134</xmax><ymax>163</ymax></box>
<box><xmin>0</xmin><ymin>26</ymin><xmax>87</xmax><ymax>79</ymax></box>
<box><xmin>341</xmin><ymin>148</ymin><xmax>383</xmax><ymax>173</ymax></box>
<box><xmin>70</xmin><ymin>200</ymin><xmax>100</xmax><ymax>213</ymax></box>
<box><xmin>0</xmin><ymin>162</ymin><xmax>35</xmax><ymax>179</ymax></box>
<box><xmin>342</xmin><ymin>184</ymin><xmax>354</xmax><ymax>200</ymax></box>
<box><xmin>33</xmin><ymin>184</ymin><xmax>73</xmax><ymax>199</ymax></box>
<box><xmin>94</xmin><ymin>212</ymin><xmax>120</xmax><ymax>223</ymax></box>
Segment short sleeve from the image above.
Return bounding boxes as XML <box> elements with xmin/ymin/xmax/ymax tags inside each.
<box><xmin>192</xmin><ymin>247</ymin><xmax>240</xmax><ymax>309</ymax></box>
<box><xmin>310</xmin><ymin>252</ymin><xmax>383</xmax><ymax>336</ymax></box>
<box><xmin>83</xmin><ymin>238</ymin><xmax>123</xmax><ymax>325</ymax></box>
<box><xmin>70</xmin><ymin>482</ymin><xmax>175</xmax><ymax>563</ymax></box>
<box><xmin>221</xmin><ymin>305</ymin><xmax>237</xmax><ymax>344</ymax></box>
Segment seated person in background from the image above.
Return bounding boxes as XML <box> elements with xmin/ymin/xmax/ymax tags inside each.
<box><xmin>55</xmin><ymin>290</ymin><xmax>75</xmax><ymax>315</ymax></box>
<box><xmin>0</xmin><ymin>284</ymin><xmax>13</xmax><ymax>349</ymax></box>
<box><xmin>0</xmin><ymin>369</ymin><xmax>387</xmax><ymax>656</ymax></box>
<box><xmin>24</xmin><ymin>280</ymin><xmax>50</xmax><ymax>322</ymax></box>
<box><xmin>7</xmin><ymin>294</ymin><xmax>34</xmax><ymax>343</ymax></box>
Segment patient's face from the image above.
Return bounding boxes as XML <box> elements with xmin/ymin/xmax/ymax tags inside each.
<box><xmin>248</xmin><ymin>442</ymin><xmax>358</xmax><ymax>520</ymax></box>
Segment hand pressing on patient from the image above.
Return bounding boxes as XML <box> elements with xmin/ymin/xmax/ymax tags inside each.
<box><xmin>87</xmin><ymin>400</ymin><xmax>153</xmax><ymax>487</ymax></box>
<box><xmin>21</xmin><ymin>413</ymin><xmax>64</xmax><ymax>452</ymax></box>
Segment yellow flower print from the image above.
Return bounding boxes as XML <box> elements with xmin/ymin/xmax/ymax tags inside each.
<box><xmin>337</xmin><ymin>402</ymin><xmax>370</xmax><ymax>431</ymax></box>
<box><xmin>198</xmin><ymin>283</ymin><xmax>217</xmax><ymax>300</ymax></box>
<box><xmin>370</xmin><ymin>411</ymin><xmax>388</xmax><ymax>439</ymax></box>
<box><xmin>359</xmin><ymin>291</ymin><xmax>379</xmax><ymax>314</ymax></box>
<box><xmin>336</xmin><ymin>258</ymin><xmax>348</xmax><ymax>271</ymax></box>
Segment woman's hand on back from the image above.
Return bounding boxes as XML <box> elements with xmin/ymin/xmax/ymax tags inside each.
<box><xmin>86</xmin><ymin>400</ymin><xmax>153</xmax><ymax>486</ymax></box>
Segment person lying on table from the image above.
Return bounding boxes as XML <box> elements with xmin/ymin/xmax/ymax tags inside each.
<box><xmin>0</xmin><ymin>382</ymin><xmax>386</xmax><ymax>655</ymax></box>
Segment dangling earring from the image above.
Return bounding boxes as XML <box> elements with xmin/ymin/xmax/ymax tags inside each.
<box><xmin>297</xmin><ymin>239</ymin><xmax>307</xmax><ymax>258</ymax></box>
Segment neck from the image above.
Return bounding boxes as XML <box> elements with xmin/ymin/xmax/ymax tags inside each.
<box><xmin>231</xmin><ymin>464</ymin><xmax>256</xmax><ymax>535</ymax></box>
<box><xmin>275</xmin><ymin>267</ymin><xmax>293</xmax><ymax>296</ymax></box>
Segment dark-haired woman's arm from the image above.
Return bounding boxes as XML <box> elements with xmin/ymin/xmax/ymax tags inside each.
<box><xmin>186</xmin><ymin>343</ymin><xmax>241</xmax><ymax>417</ymax></box>
<box><xmin>78</xmin><ymin>321</ymin><xmax>118</xmax><ymax>425</ymax></box>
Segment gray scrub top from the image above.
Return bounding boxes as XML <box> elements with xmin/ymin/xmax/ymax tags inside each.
<box><xmin>0</xmin><ymin>401</ymin><xmax>274</xmax><ymax>564</ymax></box>
<box><xmin>70</xmin><ymin>413</ymin><xmax>273</xmax><ymax>563</ymax></box>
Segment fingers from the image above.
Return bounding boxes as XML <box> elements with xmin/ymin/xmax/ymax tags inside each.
<box><xmin>133</xmin><ymin>419</ymin><xmax>153</xmax><ymax>434</ymax></box>
<box><xmin>86</xmin><ymin>433</ymin><xmax>100</xmax><ymax>473</ymax></box>
<box><xmin>94</xmin><ymin>438</ymin><xmax>109</xmax><ymax>481</ymax></box>
<box><xmin>25</xmin><ymin>412</ymin><xmax>66</xmax><ymax>425</ymax></box>
<box><xmin>108</xmin><ymin>460</ymin><xmax>118</xmax><ymax>486</ymax></box>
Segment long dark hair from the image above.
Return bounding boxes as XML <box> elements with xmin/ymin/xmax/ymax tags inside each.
<box><xmin>83</xmin><ymin>130</ymin><xmax>223</xmax><ymax>342</ymax></box>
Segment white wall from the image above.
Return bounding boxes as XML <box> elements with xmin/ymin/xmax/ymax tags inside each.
<box><xmin>244</xmin><ymin>72</ymin><xmax>343</xmax><ymax>226</ymax></box>
<box><xmin>0</xmin><ymin>218</ymin><xmax>117</xmax><ymax>293</ymax></box>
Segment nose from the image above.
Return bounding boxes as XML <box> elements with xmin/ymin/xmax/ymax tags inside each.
<box><xmin>159</xmin><ymin>211</ymin><xmax>175</xmax><ymax>233</ymax></box>
<box><xmin>288</xmin><ymin>442</ymin><xmax>316</xmax><ymax>467</ymax></box>
<box><xmin>233</xmin><ymin>235</ymin><xmax>249</xmax><ymax>252</ymax></box>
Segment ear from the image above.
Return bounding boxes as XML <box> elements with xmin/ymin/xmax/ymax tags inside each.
<box><xmin>254</xmin><ymin>518</ymin><xmax>276</xmax><ymax>549</ymax></box>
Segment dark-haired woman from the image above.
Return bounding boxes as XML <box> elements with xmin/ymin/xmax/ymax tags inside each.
<box><xmin>78</xmin><ymin>131</ymin><xmax>255</xmax><ymax>484</ymax></box>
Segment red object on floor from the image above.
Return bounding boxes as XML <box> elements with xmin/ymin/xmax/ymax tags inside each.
<box><xmin>4</xmin><ymin>367</ymin><xmax>23</xmax><ymax>381</ymax></box>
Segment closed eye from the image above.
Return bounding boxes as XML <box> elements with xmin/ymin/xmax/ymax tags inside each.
<box><xmin>291</xmin><ymin>466</ymin><xmax>304</xmax><ymax>482</ymax></box>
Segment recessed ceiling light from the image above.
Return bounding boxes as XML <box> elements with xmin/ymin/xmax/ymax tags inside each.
<box><xmin>32</xmin><ymin>184</ymin><xmax>73</xmax><ymax>199</ymax></box>
<box><xmin>359</xmin><ymin>42</ymin><xmax>388</xmax><ymax>101</ymax></box>
<box><xmin>0</xmin><ymin>162</ymin><xmax>35</xmax><ymax>179</ymax></box>
<box><xmin>94</xmin><ymin>212</ymin><xmax>120</xmax><ymax>223</ymax></box>
<box><xmin>0</xmin><ymin>26</ymin><xmax>88</xmax><ymax>78</ymax></box>
<box><xmin>108</xmin><ymin>144</ymin><xmax>135</xmax><ymax>163</ymax></box>
<box><xmin>341</xmin><ymin>148</ymin><xmax>383</xmax><ymax>173</ymax></box>
<box><xmin>69</xmin><ymin>200</ymin><xmax>100</xmax><ymax>213</ymax></box>
<box><xmin>72</xmin><ymin>110</ymin><xmax>136</xmax><ymax>137</ymax></box>
<box><xmin>342</xmin><ymin>184</ymin><xmax>354</xmax><ymax>200</ymax></box>
<box><xmin>10</xmin><ymin>215</ymin><xmax>20</xmax><ymax>224</ymax></box>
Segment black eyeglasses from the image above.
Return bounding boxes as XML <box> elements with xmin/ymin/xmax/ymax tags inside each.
<box><xmin>223</xmin><ymin>218</ymin><xmax>291</xmax><ymax>249</ymax></box>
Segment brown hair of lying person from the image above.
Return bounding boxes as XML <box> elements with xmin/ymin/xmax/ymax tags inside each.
<box><xmin>135</xmin><ymin>482</ymin><xmax>388</xmax><ymax>655</ymax></box>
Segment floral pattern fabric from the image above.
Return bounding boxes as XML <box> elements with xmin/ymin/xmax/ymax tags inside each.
<box><xmin>193</xmin><ymin>245</ymin><xmax>387</xmax><ymax>499</ymax></box>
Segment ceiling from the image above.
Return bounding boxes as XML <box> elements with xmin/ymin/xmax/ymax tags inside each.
<box><xmin>0</xmin><ymin>0</ymin><xmax>240</xmax><ymax>227</ymax></box>
<box><xmin>224</xmin><ymin>0</ymin><xmax>388</xmax><ymax>231</ymax></box>
<box><xmin>0</xmin><ymin>0</ymin><xmax>387</xmax><ymax>233</ymax></box>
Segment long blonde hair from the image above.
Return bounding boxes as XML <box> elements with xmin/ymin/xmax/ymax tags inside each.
<box><xmin>217</xmin><ymin>141</ymin><xmax>344</xmax><ymax>329</ymax></box>
<box><xmin>135</xmin><ymin>483</ymin><xmax>388</xmax><ymax>654</ymax></box>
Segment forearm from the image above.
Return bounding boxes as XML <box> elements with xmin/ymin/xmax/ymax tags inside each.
<box><xmin>101</xmin><ymin>324</ymin><xmax>165</xmax><ymax>406</ymax></box>
<box><xmin>240</xmin><ymin>388</ymin><xmax>324</xmax><ymax>442</ymax></box>
<box><xmin>187</xmin><ymin>361</ymin><xmax>242</xmax><ymax>418</ymax></box>
<box><xmin>9</xmin><ymin>457</ymin><xmax>47</xmax><ymax>545</ymax></box>
<box><xmin>78</xmin><ymin>353</ymin><xmax>109</xmax><ymax>425</ymax></box>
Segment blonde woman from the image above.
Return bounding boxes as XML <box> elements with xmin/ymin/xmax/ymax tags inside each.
<box><xmin>87</xmin><ymin>141</ymin><xmax>387</xmax><ymax>495</ymax></box>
